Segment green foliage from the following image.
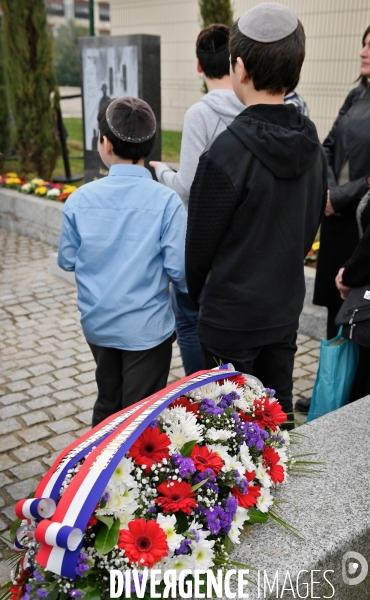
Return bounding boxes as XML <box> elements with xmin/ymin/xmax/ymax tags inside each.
<box><xmin>0</xmin><ymin>23</ymin><xmax>10</xmax><ymax>156</ymax></box>
<box><xmin>199</xmin><ymin>0</ymin><xmax>234</xmax><ymax>27</ymax></box>
<box><xmin>0</xmin><ymin>0</ymin><xmax>60</xmax><ymax>179</ymax></box>
<box><xmin>95</xmin><ymin>517</ymin><xmax>120</xmax><ymax>557</ymax></box>
<box><xmin>53</xmin><ymin>21</ymin><xmax>88</xmax><ymax>87</ymax></box>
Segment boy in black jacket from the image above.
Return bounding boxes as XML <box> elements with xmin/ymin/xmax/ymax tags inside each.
<box><xmin>185</xmin><ymin>2</ymin><xmax>327</xmax><ymax>427</ymax></box>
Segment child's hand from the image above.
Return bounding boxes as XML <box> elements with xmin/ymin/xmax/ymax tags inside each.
<box><xmin>149</xmin><ymin>161</ymin><xmax>162</xmax><ymax>170</ymax></box>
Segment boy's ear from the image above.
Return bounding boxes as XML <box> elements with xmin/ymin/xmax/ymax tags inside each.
<box><xmin>196</xmin><ymin>58</ymin><xmax>204</xmax><ymax>74</ymax></box>
<box><xmin>103</xmin><ymin>136</ymin><xmax>114</xmax><ymax>154</ymax></box>
<box><xmin>236</xmin><ymin>57</ymin><xmax>249</xmax><ymax>84</ymax></box>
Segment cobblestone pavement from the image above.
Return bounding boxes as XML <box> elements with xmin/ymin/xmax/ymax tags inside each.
<box><xmin>0</xmin><ymin>228</ymin><xmax>319</xmax><ymax>578</ymax></box>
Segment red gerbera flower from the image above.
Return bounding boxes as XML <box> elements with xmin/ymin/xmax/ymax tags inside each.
<box><xmin>155</xmin><ymin>480</ymin><xmax>197</xmax><ymax>514</ymax></box>
<box><xmin>262</xmin><ymin>446</ymin><xmax>285</xmax><ymax>484</ymax></box>
<box><xmin>129</xmin><ymin>427</ymin><xmax>170</xmax><ymax>472</ymax></box>
<box><xmin>118</xmin><ymin>519</ymin><xmax>168</xmax><ymax>568</ymax></box>
<box><xmin>231</xmin><ymin>484</ymin><xmax>261</xmax><ymax>509</ymax></box>
<box><xmin>239</xmin><ymin>410</ymin><xmax>252</xmax><ymax>423</ymax></box>
<box><xmin>169</xmin><ymin>396</ymin><xmax>199</xmax><ymax>416</ymax></box>
<box><xmin>217</xmin><ymin>373</ymin><xmax>246</xmax><ymax>387</ymax></box>
<box><xmin>244</xmin><ymin>470</ymin><xmax>256</xmax><ymax>483</ymax></box>
<box><xmin>253</xmin><ymin>398</ymin><xmax>287</xmax><ymax>431</ymax></box>
<box><xmin>190</xmin><ymin>444</ymin><xmax>224</xmax><ymax>474</ymax></box>
<box><xmin>10</xmin><ymin>567</ymin><xmax>30</xmax><ymax>600</ymax></box>
<box><xmin>86</xmin><ymin>515</ymin><xmax>98</xmax><ymax>528</ymax></box>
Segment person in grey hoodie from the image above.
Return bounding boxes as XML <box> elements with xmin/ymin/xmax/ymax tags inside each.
<box><xmin>150</xmin><ymin>24</ymin><xmax>245</xmax><ymax>375</ymax></box>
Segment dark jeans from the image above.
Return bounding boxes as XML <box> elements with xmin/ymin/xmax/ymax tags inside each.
<box><xmin>327</xmin><ymin>307</ymin><xmax>340</xmax><ymax>340</ymax></box>
<box><xmin>201</xmin><ymin>330</ymin><xmax>297</xmax><ymax>428</ymax></box>
<box><xmin>171</xmin><ymin>286</ymin><xmax>202</xmax><ymax>376</ymax></box>
<box><xmin>88</xmin><ymin>334</ymin><xmax>174</xmax><ymax>426</ymax></box>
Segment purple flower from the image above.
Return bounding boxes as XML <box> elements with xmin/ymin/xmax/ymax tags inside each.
<box><xmin>223</xmin><ymin>495</ymin><xmax>238</xmax><ymax>516</ymax></box>
<box><xmin>70</xmin><ymin>591</ymin><xmax>83</xmax><ymax>598</ymax></box>
<box><xmin>264</xmin><ymin>388</ymin><xmax>276</xmax><ymax>397</ymax></box>
<box><xmin>25</xmin><ymin>584</ymin><xmax>33</xmax><ymax>593</ymax></box>
<box><xmin>193</xmin><ymin>470</ymin><xmax>219</xmax><ymax>493</ymax></box>
<box><xmin>190</xmin><ymin>528</ymin><xmax>200</xmax><ymax>543</ymax></box>
<box><xmin>199</xmin><ymin>398</ymin><xmax>223</xmax><ymax>416</ymax></box>
<box><xmin>148</xmin><ymin>506</ymin><xmax>157</xmax><ymax>513</ymax></box>
<box><xmin>33</xmin><ymin>572</ymin><xmax>44</xmax><ymax>582</ymax></box>
<box><xmin>175</xmin><ymin>538</ymin><xmax>191</xmax><ymax>555</ymax></box>
<box><xmin>171</xmin><ymin>454</ymin><xmax>196</xmax><ymax>478</ymax></box>
<box><xmin>75</xmin><ymin>553</ymin><xmax>89</xmax><ymax>577</ymax></box>
<box><xmin>101</xmin><ymin>492</ymin><xmax>110</xmax><ymax>502</ymax></box>
<box><xmin>219</xmin><ymin>391</ymin><xmax>240</xmax><ymax>409</ymax></box>
<box><xmin>37</xmin><ymin>591</ymin><xmax>48</xmax><ymax>598</ymax></box>
<box><xmin>23</xmin><ymin>594</ymin><xmax>31</xmax><ymax>600</ymax></box>
<box><xmin>242</xmin><ymin>422</ymin><xmax>269</xmax><ymax>450</ymax></box>
<box><xmin>149</xmin><ymin>419</ymin><xmax>160</xmax><ymax>429</ymax></box>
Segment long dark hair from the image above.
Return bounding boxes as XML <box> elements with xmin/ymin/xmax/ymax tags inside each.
<box><xmin>358</xmin><ymin>25</ymin><xmax>370</xmax><ymax>87</ymax></box>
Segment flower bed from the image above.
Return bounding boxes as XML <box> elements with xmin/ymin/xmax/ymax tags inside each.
<box><xmin>0</xmin><ymin>173</ymin><xmax>77</xmax><ymax>202</ymax></box>
<box><xmin>4</xmin><ymin>369</ymin><xmax>303</xmax><ymax>600</ymax></box>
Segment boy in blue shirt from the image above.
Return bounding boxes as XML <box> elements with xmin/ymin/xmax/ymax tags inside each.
<box><xmin>58</xmin><ymin>97</ymin><xmax>187</xmax><ymax>426</ymax></box>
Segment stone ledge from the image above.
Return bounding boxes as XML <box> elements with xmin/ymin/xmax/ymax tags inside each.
<box><xmin>0</xmin><ymin>187</ymin><xmax>63</xmax><ymax>247</ymax></box>
<box><xmin>229</xmin><ymin>396</ymin><xmax>370</xmax><ymax>599</ymax></box>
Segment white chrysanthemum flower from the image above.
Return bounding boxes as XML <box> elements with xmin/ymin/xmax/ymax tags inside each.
<box><xmin>156</xmin><ymin>514</ymin><xmax>184</xmax><ymax>552</ymax></box>
<box><xmin>232</xmin><ymin>395</ymin><xmax>253</xmax><ymax>412</ymax></box>
<box><xmin>161</xmin><ymin>553</ymin><xmax>195</xmax><ymax>577</ymax></box>
<box><xmin>109</xmin><ymin>457</ymin><xmax>136</xmax><ymax>492</ymax></box>
<box><xmin>167</xmin><ymin>423</ymin><xmax>203</xmax><ymax>452</ymax></box>
<box><xmin>187</xmin><ymin>381</ymin><xmax>220</xmax><ymax>401</ymax></box>
<box><xmin>207</xmin><ymin>443</ymin><xmax>232</xmax><ymax>462</ymax></box>
<box><xmin>160</xmin><ymin>405</ymin><xmax>188</xmax><ymax>425</ymax></box>
<box><xmin>228</xmin><ymin>523</ymin><xmax>243</xmax><ymax>544</ymax></box>
<box><xmin>275</xmin><ymin>447</ymin><xmax>289</xmax><ymax>465</ymax></box>
<box><xmin>191</xmin><ymin>539</ymin><xmax>215</xmax><ymax>570</ymax></box>
<box><xmin>256</xmin><ymin>487</ymin><xmax>274</xmax><ymax>513</ymax></box>
<box><xmin>118</xmin><ymin>510</ymin><xmax>136</xmax><ymax>529</ymax></box>
<box><xmin>239</xmin><ymin>443</ymin><xmax>256</xmax><ymax>472</ymax></box>
<box><xmin>218</xmin><ymin>379</ymin><xmax>240</xmax><ymax>396</ymax></box>
<box><xmin>222</xmin><ymin>455</ymin><xmax>244</xmax><ymax>475</ymax></box>
<box><xmin>279</xmin><ymin>429</ymin><xmax>291</xmax><ymax>446</ymax></box>
<box><xmin>96</xmin><ymin>488</ymin><xmax>139</xmax><ymax>519</ymax></box>
<box><xmin>234</xmin><ymin>506</ymin><xmax>250</xmax><ymax>528</ymax></box>
<box><xmin>205</xmin><ymin>427</ymin><xmax>230</xmax><ymax>442</ymax></box>
<box><xmin>255</xmin><ymin>463</ymin><xmax>272</xmax><ymax>488</ymax></box>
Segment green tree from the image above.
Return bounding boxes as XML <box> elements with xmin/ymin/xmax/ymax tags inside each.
<box><xmin>199</xmin><ymin>0</ymin><xmax>234</xmax><ymax>27</ymax></box>
<box><xmin>0</xmin><ymin>22</ymin><xmax>10</xmax><ymax>157</ymax></box>
<box><xmin>53</xmin><ymin>21</ymin><xmax>88</xmax><ymax>87</ymax></box>
<box><xmin>0</xmin><ymin>0</ymin><xmax>59</xmax><ymax>179</ymax></box>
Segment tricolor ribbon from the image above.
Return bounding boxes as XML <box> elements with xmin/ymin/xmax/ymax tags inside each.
<box><xmin>18</xmin><ymin>368</ymin><xmax>240</xmax><ymax>579</ymax></box>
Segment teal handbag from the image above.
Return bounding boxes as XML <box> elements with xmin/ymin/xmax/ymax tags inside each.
<box><xmin>306</xmin><ymin>327</ymin><xmax>360</xmax><ymax>422</ymax></box>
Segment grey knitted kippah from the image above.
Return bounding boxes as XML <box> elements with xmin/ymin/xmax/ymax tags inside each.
<box><xmin>106</xmin><ymin>97</ymin><xmax>156</xmax><ymax>143</ymax></box>
<box><xmin>238</xmin><ymin>3</ymin><xmax>298</xmax><ymax>43</ymax></box>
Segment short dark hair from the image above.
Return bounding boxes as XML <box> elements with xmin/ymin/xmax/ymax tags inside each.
<box><xmin>97</xmin><ymin>101</ymin><xmax>156</xmax><ymax>162</ymax></box>
<box><xmin>229</xmin><ymin>20</ymin><xmax>306</xmax><ymax>94</ymax></box>
<box><xmin>196</xmin><ymin>24</ymin><xmax>230</xmax><ymax>79</ymax></box>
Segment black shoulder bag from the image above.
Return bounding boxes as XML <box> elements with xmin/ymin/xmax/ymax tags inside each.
<box><xmin>335</xmin><ymin>285</ymin><xmax>370</xmax><ymax>347</ymax></box>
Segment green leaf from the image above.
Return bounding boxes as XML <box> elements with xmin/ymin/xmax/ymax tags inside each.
<box><xmin>45</xmin><ymin>590</ymin><xmax>59</xmax><ymax>600</ymax></box>
<box><xmin>95</xmin><ymin>518</ymin><xmax>120</xmax><ymax>557</ymax></box>
<box><xmin>247</xmin><ymin>508</ymin><xmax>268</xmax><ymax>524</ymax></box>
<box><xmin>95</xmin><ymin>515</ymin><xmax>114</xmax><ymax>529</ymax></box>
<box><xmin>191</xmin><ymin>477</ymin><xmax>209</xmax><ymax>492</ymax></box>
<box><xmin>82</xmin><ymin>588</ymin><xmax>101</xmax><ymax>600</ymax></box>
<box><xmin>180</xmin><ymin>440</ymin><xmax>197</xmax><ymax>457</ymax></box>
<box><xmin>223</xmin><ymin>534</ymin><xmax>233</xmax><ymax>554</ymax></box>
<box><xmin>9</xmin><ymin>518</ymin><xmax>22</xmax><ymax>543</ymax></box>
<box><xmin>175</xmin><ymin>511</ymin><xmax>189</xmax><ymax>534</ymax></box>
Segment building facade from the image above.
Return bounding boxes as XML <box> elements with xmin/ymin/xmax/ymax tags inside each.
<box><xmin>46</xmin><ymin>0</ymin><xmax>110</xmax><ymax>35</ymax></box>
<box><xmin>110</xmin><ymin>0</ymin><xmax>370</xmax><ymax>139</ymax></box>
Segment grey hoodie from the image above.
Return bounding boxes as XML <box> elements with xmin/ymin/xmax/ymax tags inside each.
<box><xmin>155</xmin><ymin>89</ymin><xmax>245</xmax><ymax>210</ymax></box>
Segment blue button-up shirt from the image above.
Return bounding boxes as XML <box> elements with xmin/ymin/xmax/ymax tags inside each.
<box><xmin>57</xmin><ymin>164</ymin><xmax>187</xmax><ymax>350</ymax></box>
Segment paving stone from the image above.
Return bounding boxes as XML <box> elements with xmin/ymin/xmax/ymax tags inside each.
<box><xmin>5</xmin><ymin>380</ymin><xmax>30</xmax><ymax>393</ymax></box>
<box><xmin>292</xmin><ymin>367</ymin><xmax>310</xmax><ymax>378</ymax></box>
<box><xmin>53</xmin><ymin>367</ymin><xmax>79</xmax><ymax>380</ymax></box>
<box><xmin>77</xmin><ymin>382</ymin><xmax>97</xmax><ymax>396</ymax></box>
<box><xmin>17</xmin><ymin>425</ymin><xmax>51</xmax><ymax>443</ymax></box>
<box><xmin>42</xmin><ymin>451</ymin><xmax>62</xmax><ymax>467</ymax></box>
<box><xmin>27</xmin><ymin>384</ymin><xmax>54</xmax><ymax>398</ymax></box>
<box><xmin>0</xmin><ymin>392</ymin><xmax>28</xmax><ymax>406</ymax></box>
<box><xmin>49</xmin><ymin>404</ymin><xmax>77</xmax><ymax>420</ymax></box>
<box><xmin>75</xmin><ymin>371</ymin><xmax>95</xmax><ymax>384</ymax></box>
<box><xmin>7</xmin><ymin>477</ymin><xmax>41</xmax><ymax>500</ymax></box>
<box><xmin>47</xmin><ymin>418</ymin><xmax>80</xmax><ymax>435</ymax></box>
<box><xmin>10</xmin><ymin>460</ymin><xmax>45</xmax><ymax>480</ymax></box>
<box><xmin>0</xmin><ymin>435</ymin><xmax>21</xmax><ymax>452</ymax></box>
<box><xmin>76</xmin><ymin>426</ymin><xmax>90</xmax><ymax>437</ymax></box>
<box><xmin>0</xmin><ymin>455</ymin><xmax>17</xmax><ymax>472</ymax></box>
<box><xmin>75</xmin><ymin>410</ymin><xmax>93</xmax><ymax>426</ymax></box>
<box><xmin>51</xmin><ymin>378</ymin><xmax>77</xmax><ymax>391</ymax></box>
<box><xmin>7</xmin><ymin>369</ymin><xmax>32</xmax><ymax>382</ymax></box>
<box><xmin>21</xmin><ymin>411</ymin><xmax>49</xmax><ymax>426</ymax></box>
<box><xmin>53</xmin><ymin>389</ymin><xmax>81</xmax><ymax>402</ymax></box>
<box><xmin>0</xmin><ymin>417</ymin><xmax>22</xmax><ymax>434</ymax></box>
<box><xmin>79</xmin><ymin>351</ymin><xmax>93</xmax><ymax>363</ymax></box>
<box><xmin>48</xmin><ymin>433</ymin><xmax>77</xmax><ymax>451</ymax></box>
<box><xmin>2</xmin><ymin>506</ymin><xmax>17</xmax><ymax>521</ymax></box>
<box><xmin>13</xmin><ymin>443</ymin><xmax>48</xmax><ymax>462</ymax></box>
<box><xmin>52</xmin><ymin>357</ymin><xmax>77</xmax><ymax>369</ymax></box>
<box><xmin>74</xmin><ymin>361</ymin><xmax>95</xmax><ymax>373</ymax></box>
<box><xmin>26</xmin><ymin>397</ymin><xmax>55</xmax><ymax>410</ymax></box>
<box><xmin>0</xmin><ymin>473</ymin><xmax>13</xmax><ymax>488</ymax></box>
<box><xmin>29</xmin><ymin>374</ymin><xmax>55</xmax><ymax>387</ymax></box>
<box><xmin>73</xmin><ymin>396</ymin><xmax>96</xmax><ymax>411</ymax></box>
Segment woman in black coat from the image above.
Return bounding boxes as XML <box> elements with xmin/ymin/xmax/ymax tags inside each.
<box><xmin>313</xmin><ymin>25</ymin><xmax>370</xmax><ymax>339</ymax></box>
<box><xmin>335</xmin><ymin>189</ymin><xmax>370</xmax><ymax>400</ymax></box>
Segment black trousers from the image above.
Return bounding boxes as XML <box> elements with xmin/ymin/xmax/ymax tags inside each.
<box><xmin>88</xmin><ymin>334</ymin><xmax>174</xmax><ymax>427</ymax></box>
<box><xmin>349</xmin><ymin>345</ymin><xmax>370</xmax><ymax>403</ymax></box>
<box><xmin>201</xmin><ymin>330</ymin><xmax>297</xmax><ymax>429</ymax></box>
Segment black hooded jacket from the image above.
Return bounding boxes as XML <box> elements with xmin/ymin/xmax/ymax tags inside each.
<box><xmin>185</xmin><ymin>103</ymin><xmax>327</xmax><ymax>349</ymax></box>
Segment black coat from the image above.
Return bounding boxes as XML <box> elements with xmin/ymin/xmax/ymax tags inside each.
<box><xmin>186</xmin><ymin>104</ymin><xmax>327</xmax><ymax>350</ymax></box>
<box><xmin>342</xmin><ymin>192</ymin><xmax>370</xmax><ymax>287</ymax></box>
<box><xmin>313</xmin><ymin>85</ymin><xmax>370</xmax><ymax>311</ymax></box>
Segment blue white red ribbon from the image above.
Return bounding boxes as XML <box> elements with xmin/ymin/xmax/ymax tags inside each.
<box><xmin>17</xmin><ymin>367</ymin><xmax>240</xmax><ymax>579</ymax></box>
